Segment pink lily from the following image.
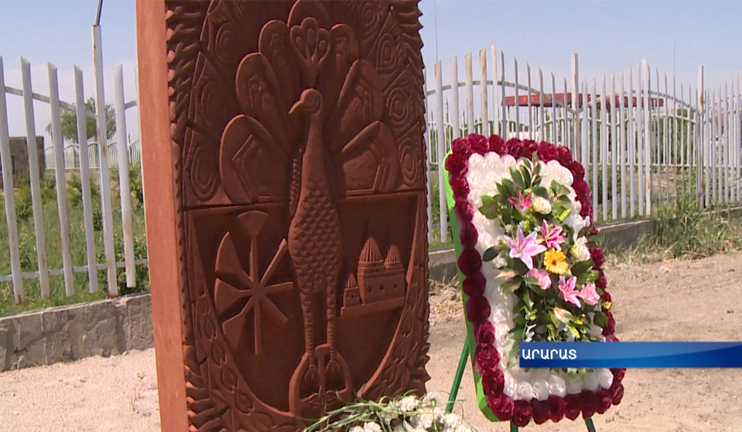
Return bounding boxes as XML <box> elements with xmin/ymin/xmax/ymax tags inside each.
<box><xmin>559</xmin><ymin>276</ymin><xmax>582</xmax><ymax>307</ymax></box>
<box><xmin>504</xmin><ymin>227</ymin><xmax>546</xmax><ymax>270</ymax></box>
<box><xmin>539</xmin><ymin>220</ymin><xmax>566</xmax><ymax>249</ymax></box>
<box><xmin>527</xmin><ymin>268</ymin><xmax>552</xmax><ymax>290</ymax></box>
<box><xmin>579</xmin><ymin>283</ymin><xmax>601</xmax><ymax>306</ymax></box>
<box><xmin>508</xmin><ymin>189</ymin><xmax>532</xmax><ymax>212</ymax></box>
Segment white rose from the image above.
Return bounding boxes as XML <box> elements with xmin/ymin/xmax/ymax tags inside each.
<box><xmin>571</xmin><ymin>237</ymin><xmax>591</xmax><ymax>261</ymax></box>
<box><xmin>398</xmin><ymin>395</ymin><xmax>419</xmax><ymax>412</ymax></box>
<box><xmin>546</xmin><ymin>160</ymin><xmax>574</xmax><ymax>186</ymax></box>
<box><xmin>363</xmin><ymin>422</ymin><xmax>382</xmax><ymax>432</ymax></box>
<box><xmin>531</xmin><ymin>196</ymin><xmax>552</xmax><ymax>214</ymax></box>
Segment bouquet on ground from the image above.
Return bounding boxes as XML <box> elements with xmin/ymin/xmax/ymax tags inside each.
<box><xmin>302</xmin><ymin>392</ymin><xmax>476</xmax><ymax>432</ymax></box>
<box><xmin>445</xmin><ymin>134</ymin><xmax>625</xmax><ymax>427</ymax></box>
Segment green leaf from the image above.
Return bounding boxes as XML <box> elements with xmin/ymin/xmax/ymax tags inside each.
<box><xmin>522</xmin><ymin>166</ymin><xmax>532</xmax><ymax>188</ymax></box>
<box><xmin>478</xmin><ymin>202</ymin><xmax>499</xmax><ymax>219</ymax></box>
<box><xmin>567</xmin><ymin>325</ymin><xmax>581</xmax><ymax>339</ymax></box>
<box><xmin>510</xmin><ymin>167</ymin><xmax>525</xmax><ymax>189</ymax></box>
<box><xmin>532</xmin><ymin>185</ymin><xmax>549</xmax><ymax>198</ymax></box>
<box><xmin>513</xmin><ymin>300</ymin><xmax>526</xmax><ymax>314</ymax></box>
<box><xmin>496</xmin><ymin>182</ymin><xmax>511</xmax><ymax>199</ymax></box>
<box><xmin>513</xmin><ymin>315</ymin><xmax>526</xmax><ymax>328</ymax></box>
<box><xmin>550</xmin><ymin>179</ymin><xmax>569</xmax><ymax>195</ymax></box>
<box><xmin>523</xmin><ymin>291</ymin><xmax>534</xmax><ymax>309</ymax></box>
<box><xmin>500</xmin><ymin>280</ymin><xmax>519</xmax><ymax>293</ymax></box>
<box><xmin>481</xmin><ymin>195</ymin><xmax>495</xmax><ymax>207</ymax></box>
<box><xmin>502</xmin><ymin>178</ymin><xmax>517</xmax><ymax>196</ymax></box>
<box><xmin>593</xmin><ymin>311</ymin><xmax>609</xmax><ymax>328</ymax></box>
<box><xmin>570</xmin><ymin>259</ymin><xmax>594</xmax><ymax>277</ymax></box>
<box><xmin>483</xmin><ymin>247</ymin><xmax>499</xmax><ymax>262</ymax></box>
<box><xmin>500</xmin><ymin>206</ymin><xmax>513</xmax><ymax>225</ymax></box>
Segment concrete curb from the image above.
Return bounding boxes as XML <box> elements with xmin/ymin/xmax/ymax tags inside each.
<box><xmin>0</xmin><ymin>293</ymin><xmax>152</xmax><ymax>373</ymax></box>
<box><xmin>0</xmin><ymin>215</ymin><xmax>688</xmax><ymax>373</ymax></box>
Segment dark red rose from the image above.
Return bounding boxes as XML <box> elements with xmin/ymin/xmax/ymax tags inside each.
<box><xmin>469</xmin><ymin>134</ymin><xmax>489</xmax><ymax>154</ymax></box>
<box><xmin>476</xmin><ymin>321</ymin><xmax>496</xmax><ymax>346</ymax></box>
<box><xmin>573</xmin><ymin>179</ymin><xmax>590</xmax><ymax>200</ymax></box>
<box><xmin>522</xmin><ymin>139</ymin><xmax>539</xmax><ymax>159</ymax></box>
<box><xmin>537</xmin><ymin>141</ymin><xmax>558</xmax><ymax>161</ymax></box>
<box><xmin>601</xmin><ymin>291</ymin><xmax>612</xmax><ymax>303</ymax></box>
<box><xmin>481</xmin><ymin>367</ymin><xmax>505</xmax><ymax>395</ymax></box>
<box><xmin>457</xmin><ymin>249</ymin><xmax>482</xmax><ymax>276</ymax></box>
<box><xmin>580</xmin><ymin>391</ymin><xmax>598</xmax><ymax>419</ymax></box>
<box><xmin>452</xmin><ymin>137</ymin><xmax>471</xmax><ymax>155</ymax></box>
<box><xmin>568</xmin><ymin>160</ymin><xmax>586</xmax><ymax>181</ymax></box>
<box><xmin>590</xmin><ymin>247</ymin><xmax>605</xmax><ymax>267</ymax></box>
<box><xmin>596</xmin><ymin>388</ymin><xmax>613</xmax><ymax>414</ymax></box>
<box><xmin>445</xmin><ymin>153</ymin><xmax>468</xmax><ymax>176</ymax></box>
<box><xmin>459</xmin><ymin>222</ymin><xmax>478</xmax><ymax>248</ymax></box>
<box><xmin>585</xmin><ymin>224</ymin><xmax>599</xmax><ymax>238</ymax></box>
<box><xmin>476</xmin><ymin>348</ymin><xmax>502</xmax><ymax>377</ymax></box>
<box><xmin>606</xmin><ymin>334</ymin><xmax>620</xmax><ymax>342</ymax></box>
<box><xmin>531</xmin><ymin>399</ymin><xmax>551</xmax><ymax>425</ymax></box>
<box><xmin>455</xmin><ymin>197</ymin><xmax>474</xmax><ymax>221</ymax></box>
<box><xmin>462</xmin><ymin>272</ymin><xmax>486</xmax><ymax>297</ymax></box>
<box><xmin>610</xmin><ymin>382</ymin><xmax>624</xmax><ymax>405</ymax></box>
<box><xmin>564</xmin><ymin>394</ymin><xmax>581</xmax><ymax>420</ymax></box>
<box><xmin>596</xmin><ymin>271</ymin><xmax>607</xmax><ymax>288</ymax></box>
<box><xmin>489</xmin><ymin>135</ymin><xmax>506</xmax><ymax>154</ymax></box>
<box><xmin>602</xmin><ymin>312</ymin><xmax>616</xmax><ymax>335</ymax></box>
<box><xmin>612</xmin><ymin>368</ymin><xmax>626</xmax><ymax>381</ymax></box>
<box><xmin>547</xmin><ymin>395</ymin><xmax>567</xmax><ymax>423</ymax></box>
<box><xmin>580</xmin><ymin>200</ymin><xmax>594</xmax><ymax>218</ymax></box>
<box><xmin>466</xmin><ymin>296</ymin><xmax>491</xmax><ymax>324</ymax></box>
<box><xmin>512</xmin><ymin>400</ymin><xmax>533</xmax><ymax>427</ymax></box>
<box><xmin>487</xmin><ymin>394</ymin><xmax>514</xmax><ymax>421</ymax></box>
<box><xmin>449</xmin><ymin>175</ymin><xmax>471</xmax><ymax>198</ymax></box>
<box><xmin>506</xmin><ymin>138</ymin><xmax>525</xmax><ymax>159</ymax></box>
<box><xmin>556</xmin><ymin>145</ymin><xmax>573</xmax><ymax>165</ymax></box>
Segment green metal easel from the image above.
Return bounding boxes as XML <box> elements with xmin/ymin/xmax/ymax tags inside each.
<box><xmin>444</xmin><ymin>338</ymin><xmax>597</xmax><ymax>432</ymax></box>
<box><xmin>442</xmin><ymin>153</ymin><xmax>597</xmax><ymax>432</ymax></box>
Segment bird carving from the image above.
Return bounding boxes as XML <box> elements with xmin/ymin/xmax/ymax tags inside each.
<box><xmin>286</xmin><ymin>88</ymin><xmax>346</xmax><ymax>401</ymax></box>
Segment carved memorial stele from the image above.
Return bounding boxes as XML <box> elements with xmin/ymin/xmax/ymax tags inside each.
<box><xmin>136</xmin><ymin>1</ymin><xmax>430</xmax><ymax>430</ymax></box>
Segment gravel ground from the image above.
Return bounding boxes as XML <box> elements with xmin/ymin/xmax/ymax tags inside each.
<box><xmin>2</xmin><ymin>253</ymin><xmax>742</xmax><ymax>431</ymax></box>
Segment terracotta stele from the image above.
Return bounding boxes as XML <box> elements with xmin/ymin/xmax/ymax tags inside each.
<box><xmin>135</xmin><ymin>1</ymin><xmax>431</xmax><ymax>430</ymax></box>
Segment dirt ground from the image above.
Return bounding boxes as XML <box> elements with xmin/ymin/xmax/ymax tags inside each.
<box><xmin>2</xmin><ymin>253</ymin><xmax>742</xmax><ymax>432</ymax></box>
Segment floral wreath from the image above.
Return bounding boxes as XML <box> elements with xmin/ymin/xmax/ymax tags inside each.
<box><xmin>445</xmin><ymin>134</ymin><xmax>625</xmax><ymax>427</ymax></box>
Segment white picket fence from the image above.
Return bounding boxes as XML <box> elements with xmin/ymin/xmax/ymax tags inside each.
<box><xmin>44</xmin><ymin>137</ymin><xmax>142</xmax><ymax>171</ymax></box>
<box><xmin>2</xmin><ymin>43</ymin><xmax>742</xmax><ymax>305</ymax></box>
<box><xmin>425</xmin><ymin>46</ymin><xmax>742</xmax><ymax>243</ymax></box>
<box><xmin>0</xmin><ymin>53</ymin><xmax>144</xmax><ymax>304</ymax></box>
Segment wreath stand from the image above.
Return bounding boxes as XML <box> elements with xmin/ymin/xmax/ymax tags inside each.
<box><xmin>443</xmin><ymin>338</ymin><xmax>597</xmax><ymax>432</ymax></box>
<box><xmin>442</xmin><ymin>158</ymin><xmax>598</xmax><ymax>432</ymax></box>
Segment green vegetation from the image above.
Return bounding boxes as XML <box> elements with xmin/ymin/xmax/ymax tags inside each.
<box><xmin>45</xmin><ymin>96</ymin><xmax>116</xmax><ymax>143</ymax></box>
<box><xmin>606</xmin><ymin>197</ymin><xmax>742</xmax><ymax>266</ymax></box>
<box><xmin>0</xmin><ymin>165</ymin><xmax>148</xmax><ymax>316</ymax></box>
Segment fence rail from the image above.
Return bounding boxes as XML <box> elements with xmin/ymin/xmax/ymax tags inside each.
<box><xmin>0</xmin><ymin>54</ymin><xmax>145</xmax><ymax>304</ymax></box>
<box><xmin>424</xmin><ymin>45</ymin><xmax>742</xmax><ymax>243</ymax></box>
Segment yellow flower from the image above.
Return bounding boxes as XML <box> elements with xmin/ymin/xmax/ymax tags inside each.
<box><xmin>544</xmin><ymin>249</ymin><xmax>569</xmax><ymax>274</ymax></box>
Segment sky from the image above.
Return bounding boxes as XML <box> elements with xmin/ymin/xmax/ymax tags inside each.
<box><xmin>1</xmin><ymin>0</ymin><xmax>741</xmax><ymax>145</ymax></box>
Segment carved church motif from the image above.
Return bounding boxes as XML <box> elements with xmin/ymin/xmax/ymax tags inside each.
<box><xmin>163</xmin><ymin>0</ymin><xmax>429</xmax><ymax>429</ymax></box>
